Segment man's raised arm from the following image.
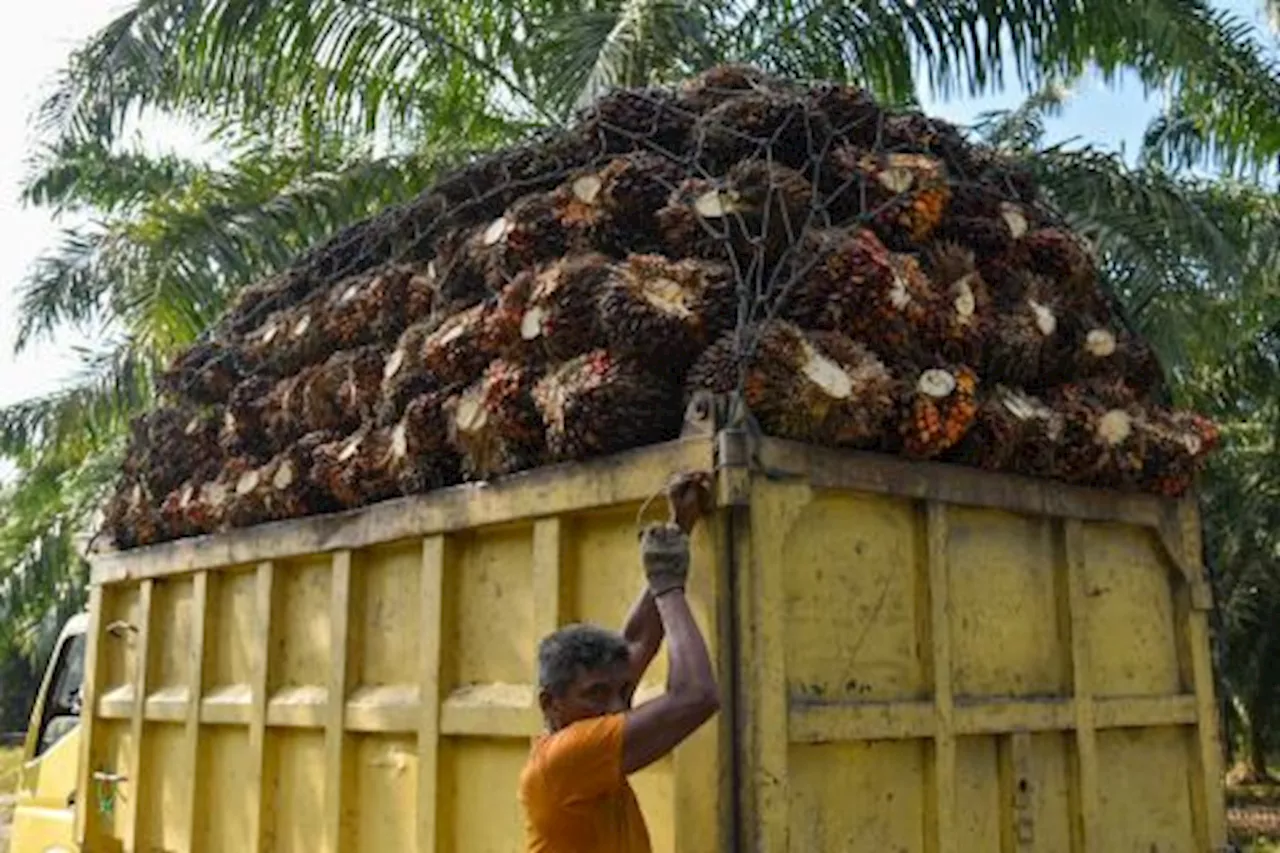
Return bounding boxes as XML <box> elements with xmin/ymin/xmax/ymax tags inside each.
<box><xmin>620</xmin><ymin>520</ymin><xmax>720</xmax><ymax>775</ymax></box>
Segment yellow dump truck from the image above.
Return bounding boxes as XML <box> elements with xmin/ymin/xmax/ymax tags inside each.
<box><xmin>11</xmin><ymin>425</ymin><xmax>1228</xmax><ymax>852</ymax></box>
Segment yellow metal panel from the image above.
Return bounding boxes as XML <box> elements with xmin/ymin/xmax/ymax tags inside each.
<box><xmin>953</xmin><ymin>737</ymin><xmax>1001</xmax><ymax>851</ymax></box>
<box><xmin>264</xmin><ymin>730</ymin><xmax>327</xmax><ymax>853</ymax></box>
<box><xmin>1081</xmin><ymin>522</ymin><xmax>1181</xmax><ymax>697</ymax></box>
<box><xmin>417</xmin><ymin>535</ymin><xmax>445</xmax><ymax>853</ymax></box>
<box><xmin>1064</xmin><ymin>519</ymin><xmax>1101</xmax><ymax>852</ymax></box>
<box><xmin>205</xmin><ymin>568</ymin><xmax>258</xmax><ymax>695</ymax></box>
<box><xmin>247</xmin><ymin>561</ymin><xmax>274</xmax><ymax>853</ymax></box>
<box><xmin>196</xmin><ymin>728</ymin><xmax>252</xmax><ymax>851</ymax></box>
<box><xmin>180</xmin><ymin>571</ymin><xmax>209</xmax><ymax>850</ymax></box>
<box><xmin>438</xmin><ymin>737</ymin><xmax>529</xmax><ymax>852</ymax></box>
<box><xmin>927</xmin><ymin>503</ymin><xmax>957</xmax><ymax>853</ymax></box>
<box><xmin>137</xmin><ymin>722</ymin><xmax>185</xmax><ymax>851</ymax></box>
<box><xmin>445</xmin><ymin>525</ymin><xmax>534</xmax><ymax>691</ymax></box>
<box><xmin>780</xmin><ymin>489</ymin><xmax>928</xmax><ymax>703</ymax></box>
<box><xmin>269</xmin><ymin>555</ymin><xmax>333</xmax><ymax>692</ymax></box>
<box><xmin>1096</xmin><ymin>727</ymin><xmax>1196</xmax><ymax>852</ymax></box>
<box><xmin>947</xmin><ymin>508</ymin><xmax>1068</xmax><ymax>698</ymax></box>
<box><xmin>348</xmin><ymin>735</ymin><xmax>419</xmax><ymax>850</ymax></box>
<box><xmin>788</xmin><ymin>740</ymin><xmax>926</xmax><ymax>851</ymax></box>
<box><xmin>124</xmin><ymin>579</ymin><xmax>153</xmax><ymax>850</ymax></box>
<box><xmin>148</xmin><ymin>577</ymin><xmax>194</xmax><ymax>696</ymax></box>
<box><xmin>75</xmin><ymin>584</ymin><xmax>104</xmax><ymax>847</ymax></box>
<box><xmin>324</xmin><ymin>551</ymin><xmax>352</xmax><ymax>852</ymax></box>
<box><xmin>351</xmin><ymin>541</ymin><xmax>422</xmax><ymax>688</ymax></box>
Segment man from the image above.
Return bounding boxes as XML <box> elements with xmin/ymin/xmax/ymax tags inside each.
<box><xmin>519</xmin><ymin>472</ymin><xmax>720</xmax><ymax>853</ymax></box>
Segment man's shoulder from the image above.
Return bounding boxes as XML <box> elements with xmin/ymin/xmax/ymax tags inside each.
<box><xmin>520</xmin><ymin>715</ymin><xmax>626</xmax><ymax>797</ymax></box>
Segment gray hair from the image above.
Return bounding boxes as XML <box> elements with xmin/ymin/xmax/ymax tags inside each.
<box><xmin>537</xmin><ymin>623</ymin><xmax>629</xmax><ymax>696</ymax></box>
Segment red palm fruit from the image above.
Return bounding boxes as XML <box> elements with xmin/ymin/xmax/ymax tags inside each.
<box><xmin>598</xmin><ymin>254</ymin><xmax>737</xmax><ymax>378</ymax></box>
<box><xmin>1072</xmin><ymin>324</ymin><xmax>1166</xmax><ymax>400</ymax></box>
<box><xmin>948</xmin><ymin>385</ymin><xmax>1064</xmax><ymax>476</ymax></box>
<box><xmin>688</xmin><ymin>322</ymin><xmax>900</xmax><ymax>448</ymax></box>
<box><xmin>241</xmin><ymin>288</ymin><xmax>334</xmax><ymax>377</ymax></box>
<box><xmin>827</xmin><ymin>147</ymin><xmax>951</xmax><ymax>244</ymax></box>
<box><xmin>390</xmin><ymin>390</ymin><xmax>463</xmax><ymax>496</ymax></box>
<box><xmin>1047</xmin><ymin>384</ymin><xmax>1148</xmax><ymax>489</ymax></box>
<box><xmin>785</xmin><ymin>227</ymin><xmax>895</xmax><ymax>331</ymax></box>
<box><xmin>493</xmin><ymin>253</ymin><xmax>614</xmax><ymax>363</ymax></box>
<box><xmin>158</xmin><ymin>339</ymin><xmax>245</xmax><ymax>405</ymax></box>
<box><xmin>533</xmin><ymin>350</ymin><xmax>683</xmax><ymax>462</ymax></box>
<box><xmin>1017</xmin><ymin>227</ymin><xmax>1107</xmax><ymax>316</ymax></box>
<box><xmin>379</xmin><ymin>315</ymin><xmax>447</xmax><ymax>425</ymax></box>
<box><xmin>658</xmin><ymin>161</ymin><xmax>813</xmax><ymax>264</ymax></box>
<box><xmin>1135</xmin><ymin>409</ymin><xmax>1220</xmax><ymax>497</ymax></box>
<box><xmin>808</xmin><ymin>83</ymin><xmax>882</xmax><ymax>146</ymax></box>
<box><xmin>420</xmin><ymin>302</ymin><xmax>499</xmax><ymax>386</ymax></box>
<box><xmin>474</xmin><ymin>192</ymin><xmax>578</xmax><ymax>290</ymax></box>
<box><xmin>106</xmin><ymin>480</ymin><xmax>164</xmax><ymax>549</ymax></box>
<box><xmin>899</xmin><ymin>365</ymin><xmax>981</xmax><ymax>460</ymax></box>
<box><xmin>918</xmin><ymin>242</ymin><xmax>994</xmax><ymax>365</ymax></box>
<box><xmin>320</xmin><ymin>263</ymin><xmax>436</xmax><ymax>347</ymax></box>
<box><xmin>576</xmin><ymin>86</ymin><xmax>693</xmax><ymax>154</ymax></box>
<box><xmin>981</xmin><ymin>274</ymin><xmax>1073</xmax><ymax>390</ymax></box>
<box><xmin>880</xmin><ymin>111</ymin><xmax>979</xmax><ymax>176</ymax></box>
<box><xmin>446</xmin><ymin>360</ymin><xmax>546</xmax><ymax>480</ymax></box>
<box><xmin>846</xmin><ymin>252</ymin><xmax>938</xmax><ymax>363</ymax></box>
<box><xmin>122</xmin><ymin>407</ymin><xmax>226</xmax><ymax>498</ymax></box>
<box><xmin>310</xmin><ymin>427</ymin><xmax>403</xmax><ymax>510</ymax></box>
<box><xmin>553</xmin><ymin>153</ymin><xmax>686</xmax><ymax>253</ymax></box>
<box><xmin>429</xmin><ymin>226</ymin><xmax>491</xmax><ymax>309</ymax></box>
<box><xmin>677</xmin><ymin>64</ymin><xmax>784</xmax><ymax>114</ymax></box>
<box><xmin>692</xmin><ymin>91</ymin><xmax>826</xmax><ymax>171</ymax></box>
<box><xmin>225</xmin><ymin>432</ymin><xmax>336</xmax><ymax>528</ymax></box>
<box><xmin>220</xmin><ymin>376</ymin><xmax>275</xmax><ymax>458</ymax></box>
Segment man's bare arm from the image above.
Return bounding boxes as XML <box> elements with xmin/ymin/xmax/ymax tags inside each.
<box><xmin>621</xmin><ymin>523</ymin><xmax>719</xmax><ymax>775</ymax></box>
<box><xmin>621</xmin><ymin>471</ymin><xmax>713</xmax><ymax>693</ymax></box>
<box><xmin>622</xmin><ymin>589</ymin><xmax>663</xmax><ymax>697</ymax></box>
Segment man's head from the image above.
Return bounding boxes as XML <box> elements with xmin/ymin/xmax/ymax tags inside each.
<box><xmin>537</xmin><ymin>623</ymin><xmax>632</xmax><ymax>731</ymax></box>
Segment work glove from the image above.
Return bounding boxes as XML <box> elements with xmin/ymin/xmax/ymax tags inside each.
<box><xmin>640</xmin><ymin>522</ymin><xmax>690</xmax><ymax>597</ymax></box>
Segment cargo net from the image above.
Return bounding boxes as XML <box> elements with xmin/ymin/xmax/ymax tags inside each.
<box><xmin>104</xmin><ymin>64</ymin><xmax>1221</xmax><ymax>550</ymax></box>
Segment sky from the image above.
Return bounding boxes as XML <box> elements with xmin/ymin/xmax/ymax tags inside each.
<box><xmin>0</xmin><ymin>0</ymin><xmax>1270</xmax><ymax>411</ymax></box>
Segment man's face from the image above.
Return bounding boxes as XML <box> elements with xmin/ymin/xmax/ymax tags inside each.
<box><xmin>541</xmin><ymin>659</ymin><xmax>633</xmax><ymax>731</ymax></box>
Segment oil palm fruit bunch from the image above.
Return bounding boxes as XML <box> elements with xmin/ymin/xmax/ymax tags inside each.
<box><xmin>1018</xmin><ymin>228</ymin><xmax>1104</xmax><ymax>316</ymax></box>
<box><xmin>491</xmin><ymin>253</ymin><xmax>613</xmax><ymax>363</ymax></box>
<box><xmin>158</xmin><ymin>339</ymin><xmax>245</xmax><ymax>405</ymax></box>
<box><xmin>785</xmin><ymin>227</ymin><xmax>894</xmax><ymax>331</ymax></box>
<box><xmin>917</xmin><ymin>242</ymin><xmax>994</xmax><ymax>365</ymax></box>
<box><xmin>828</xmin><ymin>147</ymin><xmax>951</xmax><ymax>246</ymax></box>
<box><xmin>241</xmin><ymin>290</ymin><xmax>335</xmax><ymax>378</ymax></box>
<box><xmin>1136</xmin><ymin>409</ymin><xmax>1219</xmax><ymax>497</ymax></box>
<box><xmin>881</xmin><ymin>111</ymin><xmax>983</xmax><ymax>179</ymax></box>
<box><xmin>1047</xmin><ymin>382</ymin><xmax>1148</xmax><ymax>489</ymax></box>
<box><xmin>299</xmin><ymin>346</ymin><xmax>385</xmax><ymax>437</ymax></box>
<box><xmin>122</xmin><ymin>407</ymin><xmax>225</xmax><ymax>498</ymax></box>
<box><xmin>658</xmin><ymin>160</ymin><xmax>812</xmax><ymax>265</ymax></box>
<box><xmin>899</xmin><ymin>364</ymin><xmax>980</xmax><ymax>460</ymax></box>
<box><xmin>982</xmin><ymin>273</ymin><xmax>1073</xmax><ymax>390</ymax></box>
<box><xmin>554</xmin><ymin>153</ymin><xmax>685</xmax><ymax>254</ymax></box>
<box><xmin>1070</xmin><ymin>322</ymin><xmax>1165</xmax><ymax>399</ymax></box>
<box><xmin>225</xmin><ymin>432</ymin><xmax>337</xmax><ymax>528</ymax></box>
<box><xmin>310</xmin><ymin>427</ymin><xmax>403</xmax><ymax>509</ymax></box>
<box><xmin>106</xmin><ymin>480</ymin><xmax>164</xmax><ymax>549</ymax></box>
<box><xmin>428</xmin><ymin>227</ymin><xmax>491</xmax><ymax>309</ymax></box>
<box><xmin>474</xmin><ymin>192</ymin><xmax>582</xmax><ymax>290</ymax></box>
<box><xmin>390</xmin><ymin>390</ymin><xmax>463</xmax><ymax>495</ymax></box>
<box><xmin>676</xmin><ymin>64</ymin><xmax>785</xmax><ymax>114</ymax></box>
<box><xmin>220</xmin><ymin>376</ymin><xmax>275</xmax><ymax>458</ymax></box>
<box><xmin>807</xmin><ymin>83</ymin><xmax>882</xmax><ymax>146</ymax></box>
<box><xmin>534</xmin><ymin>350</ymin><xmax>683</xmax><ymax>462</ymax></box>
<box><xmin>420</xmin><ymin>302</ymin><xmax>502</xmax><ymax>386</ymax></box>
<box><xmin>598</xmin><ymin>254</ymin><xmax>737</xmax><ymax>379</ymax></box>
<box><xmin>379</xmin><ymin>315</ymin><xmax>446</xmax><ymax>425</ymax></box>
<box><xmin>692</xmin><ymin>90</ymin><xmax>825</xmax><ymax>172</ymax></box>
<box><xmin>576</xmin><ymin>86</ymin><xmax>693</xmax><ymax>155</ymax></box>
<box><xmin>447</xmin><ymin>360</ymin><xmax>545</xmax><ymax>480</ymax></box>
<box><xmin>844</xmin><ymin>252</ymin><xmax>937</xmax><ymax>363</ymax></box>
<box><xmin>319</xmin><ymin>263</ymin><xmax>436</xmax><ymax>348</ymax></box>
<box><xmin>949</xmin><ymin>386</ymin><xmax>1064</xmax><ymax>476</ymax></box>
<box><xmin>688</xmin><ymin>321</ymin><xmax>900</xmax><ymax>448</ymax></box>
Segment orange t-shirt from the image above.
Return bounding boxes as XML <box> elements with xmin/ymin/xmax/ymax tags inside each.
<box><xmin>519</xmin><ymin>713</ymin><xmax>651</xmax><ymax>853</ymax></box>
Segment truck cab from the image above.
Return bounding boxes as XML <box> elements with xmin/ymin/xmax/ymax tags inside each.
<box><xmin>11</xmin><ymin>613</ymin><xmax>86</xmax><ymax>853</ymax></box>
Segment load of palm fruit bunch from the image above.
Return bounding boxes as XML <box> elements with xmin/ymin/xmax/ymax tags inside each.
<box><xmin>103</xmin><ymin>63</ymin><xmax>1220</xmax><ymax>550</ymax></box>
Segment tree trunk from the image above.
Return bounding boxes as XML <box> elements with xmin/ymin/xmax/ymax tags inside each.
<box><xmin>1246</xmin><ymin>699</ymin><xmax>1277</xmax><ymax>784</ymax></box>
